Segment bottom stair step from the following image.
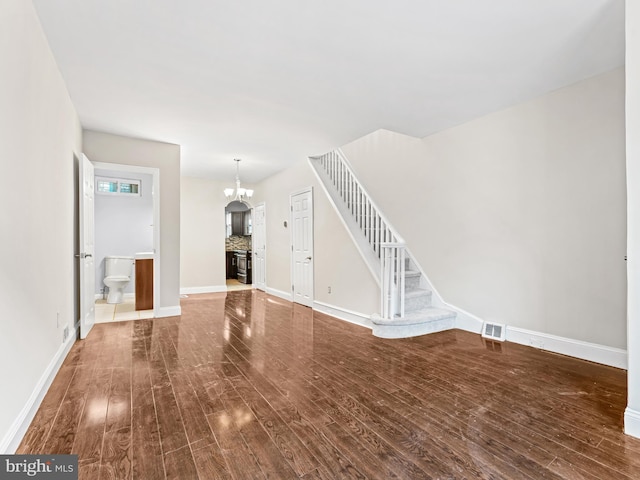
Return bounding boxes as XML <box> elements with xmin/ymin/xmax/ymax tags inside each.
<box><xmin>371</xmin><ymin>307</ymin><xmax>456</xmax><ymax>339</ymax></box>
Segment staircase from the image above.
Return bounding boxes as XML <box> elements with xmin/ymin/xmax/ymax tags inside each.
<box><xmin>309</xmin><ymin>149</ymin><xmax>456</xmax><ymax>338</ymax></box>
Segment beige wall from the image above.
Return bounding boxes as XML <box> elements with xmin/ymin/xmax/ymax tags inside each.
<box><xmin>252</xmin><ymin>160</ymin><xmax>379</xmax><ymax>315</ymax></box>
<box><xmin>0</xmin><ymin>0</ymin><xmax>82</xmax><ymax>451</ymax></box>
<box><xmin>83</xmin><ymin>130</ymin><xmax>181</xmax><ymax>311</ymax></box>
<box><xmin>625</xmin><ymin>0</ymin><xmax>640</xmax><ymax>436</ymax></box>
<box><xmin>342</xmin><ymin>68</ymin><xmax>626</xmax><ymax>349</ymax></box>
<box><xmin>180</xmin><ymin>176</ymin><xmax>228</xmax><ymax>290</ymax></box>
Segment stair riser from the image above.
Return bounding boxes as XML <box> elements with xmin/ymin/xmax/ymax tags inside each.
<box><xmin>372</xmin><ymin>317</ymin><xmax>455</xmax><ymax>339</ymax></box>
<box><xmin>404</xmin><ymin>275</ymin><xmax>421</xmax><ymax>290</ymax></box>
<box><xmin>405</xmin><ymin>293</ymin><xmax>432</xmax><ymax>312</ymax></box>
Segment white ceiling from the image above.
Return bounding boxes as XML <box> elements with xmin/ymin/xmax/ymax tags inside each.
<box><xmin>32</xmin><ymin>0</ymin><xmax>624</xmax><ymax>183</ymax></box>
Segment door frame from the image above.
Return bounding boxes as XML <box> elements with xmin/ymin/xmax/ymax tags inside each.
<box><xmin>252</xmin><ymin>202</ymin><xmax>267</xmax><ymax>291</ymax></box>
<box><xmin>92</xmin><ymin>161</ymin><xmax>161</xmax><ymax>317</ymax></box>
<box><xmin>79</xmin><ymin>154</ymin><xmax>96</xmax><ymax>339</ymax></box>
<box><xmin>289</xmin><ymin>187</ymin><xmax>314</xmax><ymax>306</ymax></box>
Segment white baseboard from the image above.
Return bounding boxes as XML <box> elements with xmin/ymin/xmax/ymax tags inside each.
<box><xmin>155</xmin><ymin>305</ymin><xmax>182</xmax><ymax>318</ymax></box>
<box><xmin>94</xmin><ymin>292</ymin><xmax>134</xmax><ymax>301</ymax></box>
<box><xmin>506</xmin><ymin>326</ymin><xmax>627</xmax><ymax>370</ymax></box>
<box><xmin>0</xmin><ymin>325</ymin><xmax>77</xmax><ymax>454</ymax></box>
<box><xmin>313</xmin><ymin>301</ymin><xmax>373</xmax><ymax>329</ymax></box>
<box><xmin>180</xmin><ymin>285</ymin><xmax>227</xmax><ymax>295</ymax></box>
<box><xmin>265</xmin><ymin>287</ymin><xmax>292</xmax><ymax>302</ymax></box>
<box><xmin>625</xmin><ymin>408</ymin><xmax>640</xmax><ymax>438</ymax></box>
<box><xmin>446</xmin><ymin>303</ymin><xmax>484</xmax><ymax>334</ymax></box>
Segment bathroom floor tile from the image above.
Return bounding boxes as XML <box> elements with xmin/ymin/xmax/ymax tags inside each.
<box><xmin>93</xmin><ymin>297</ymin><xmax>154</xmax><ymax>324</ymax></box>
<box><xmin>95</xmin><ymin>304</ymin><xmax>115</xmax><ymax>323</ymax></box>
<box><xmin>116</xmin><ymin>302</ymin><xmax>136</xmax><ymax>313</ymax></box>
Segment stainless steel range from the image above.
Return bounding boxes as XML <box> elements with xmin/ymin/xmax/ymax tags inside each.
<box><xmin>236</xmin><ymin>250</ymin><xmax>252</xmax><ymax>284</ymax></box>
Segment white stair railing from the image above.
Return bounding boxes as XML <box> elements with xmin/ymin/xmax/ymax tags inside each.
<box><xmin>381</xmin><ymin>243</ymin><xmax>406</xmax><ymax>319</ymax></box>
<box><xmin>311</xmin><ymin>150</ymin><xmax>406</xmax><ymax>319</ymax></box>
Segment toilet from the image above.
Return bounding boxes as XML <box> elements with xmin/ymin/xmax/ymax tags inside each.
<box><xmin>104</xmin><ymin>256</ymin><xmax>134</xmax><ymax>304</ymax></box>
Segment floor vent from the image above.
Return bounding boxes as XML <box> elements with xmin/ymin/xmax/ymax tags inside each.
<box><xmin>482</xmin><ymin>322</ymin><xmax>506</xmax><ymax>342</ymax></box>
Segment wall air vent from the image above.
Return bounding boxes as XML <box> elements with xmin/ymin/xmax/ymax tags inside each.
<box><xmin>482</xmin><ymin>322</ymin><xmax>506</xmax><ymax>342</ymax></box>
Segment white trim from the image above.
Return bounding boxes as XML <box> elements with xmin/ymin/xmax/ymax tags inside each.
<box><xmin>156</xmin><ymin>305</ymin><xmax>181</xmax><ymax>318</ymax></box>
<box><xmin>624</xmin><ymin>408</ymin><xmax>640</xmax><ymax>439</ymax></box>
<box><xmin>0</xmin><ymin>326</ymin><xmax>77</xmax><ymax>454</ymax></box>
<box><xmin>266</xmin><ymin>287</ymin><xmax>292</xmax><ymax>302</ymax></box>
<box><xmin>313</xmin><ymin>301</ymin><xmax>373</xmax><ymax>329</ymax></box>
<box><xmin>94</xmin><ymin>292</ymin><xmax>135</xmax><ymax>301</ymax></box>
<box><xmin>180</xmin><ymin>285</ymin><xmax>227</xmax><ymax>294</ymax></box>
<box><xmin>506</xmin><ymin>326</ymin><xmax>627</xmax><ymax>369</ymax></box>
<box><xmin>252</xmin><ymin>202</ymin><xmax>267</xmax><ymax>291</ymax></box>
<box><xmin>289</xmin><ymin>187</ymin><xmax>314</xmax><ymax>308</ymax></box>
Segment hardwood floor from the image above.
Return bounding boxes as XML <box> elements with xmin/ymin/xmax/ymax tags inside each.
<box><xmin>18</xmin><ymin>290</ymin><xmax>640</xmax><ymax>479</ymax></box>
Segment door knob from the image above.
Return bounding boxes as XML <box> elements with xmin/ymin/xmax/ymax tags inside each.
<box><xmin>306</xmin><ymin>256</ymin><xmax>312</xmax><ymax>261</ymax></box>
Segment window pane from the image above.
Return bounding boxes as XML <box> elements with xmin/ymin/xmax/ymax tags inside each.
<box><xmin>119</xmin><ymin>182</ymin><xmax>140</xmax><ymax>194</ymax></box>
<box><xmin>97</xmin><ymin>180</ymin><xmax>118</xmax><ymax>193</ymax></box>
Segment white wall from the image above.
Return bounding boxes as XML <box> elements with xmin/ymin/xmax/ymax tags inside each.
<box><xmin>94</xmin><ymin>170</ymin><xmax>154</xmax><ymax>295</ymax></box>
<box><xmin>625</xmin><ymin>0</ymin><xmax>640</xmax><ymax>438</ymax></box>
<box><xmin>252</xmin><ymin>160</ymin><xmax>379</xmax><ymax>316</ymax></box>
<box><xmin>341</xmin><ymin>68</ymin><xmax>627</xmax><ymax>349</ymax></box>
<box><xmin>83</xmin><ymin>131</ymin><xmax>181</xmax><ymax>314</ymax></box>
<box><xmin>0</xmin><ymin>0</ymin><xmax>82</xmax><ymax>452</ymax></box>
<box><xmin>180</xmin><ymin>176</ymin><xmax>228</xmax><ymax>292</ymax></box>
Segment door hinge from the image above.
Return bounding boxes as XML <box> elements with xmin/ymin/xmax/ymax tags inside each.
<box><xmin>292</xmin><ymin>285</ymin><xmax>294</xmax><ymax>291</ymax></box>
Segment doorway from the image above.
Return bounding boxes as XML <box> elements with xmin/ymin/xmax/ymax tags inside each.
<box><xmin>290</xmin><ymin>188</ymin><xmax>314</xmax><ymax>307</ymax></box>
<box><xmin>83</xmin><ymin>161</ymin><xmax>160</xmax><ymax>334</ymax></box>
<box><xmin>253</xmin><ymin>203</ymin><xmax>266</xmax><ymax>291</ymax></box>
<box><xmin>225</xmin><ymin>200</ymin><xmax>253</xmax><ymax>291</ymax></box>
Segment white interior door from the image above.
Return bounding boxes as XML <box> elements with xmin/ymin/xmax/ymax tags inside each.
<box><xmin>79</xmin><ymin>154</ymin><xmax>96</xmax><ymax>339</ymax></box>
<box><xmin>253</xmin><ymin>203</ymin><xmax>266</xmax><ymax>291</ymax></box>
<box><xmin>291</xmin><ymin>189</ymin><xmax>313</xmax><ymax>307</ymax></box>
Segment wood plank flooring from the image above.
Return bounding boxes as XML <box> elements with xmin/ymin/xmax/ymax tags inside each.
<box><xmin>17</xmin><ymin>290</ymin><xmax>640</xmax><ymax>479</ymax></box>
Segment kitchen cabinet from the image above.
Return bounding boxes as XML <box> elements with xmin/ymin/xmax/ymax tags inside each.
<box><xmin>226</xmin><ymin>251</ymin><xmax>237</xmax><ymax>279</ymax></box>
<box><xmin>231</xmin><ymin>212</ymin><xmax>243</xmax><ymax>236</ymax></box>
<box><xmin>227</xmin><ymin>211</ymin><xmax>252</xmax><ymax>236</ymax></box>
<box><xmin>243</xmin><ymin>210</ymin><xmax>252</xmax><ymax>235</ymax></box>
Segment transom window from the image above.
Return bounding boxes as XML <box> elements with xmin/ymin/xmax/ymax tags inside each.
<box><xmin>96</xmin><ymin>177</ymin><xmax>141</xmax><ymax>196</ymax></box>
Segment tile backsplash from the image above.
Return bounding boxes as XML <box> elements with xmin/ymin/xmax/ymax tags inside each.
<box><xmin>226</xmin><ymin>235</ymin><xmax>252</xmax><ymax>251</ymax></box>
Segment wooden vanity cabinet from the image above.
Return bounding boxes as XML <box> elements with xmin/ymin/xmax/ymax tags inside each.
<box><xmin>135</xmin><ymin>258</ymin><xmax>153</xmax><ymax>310</ymax></box>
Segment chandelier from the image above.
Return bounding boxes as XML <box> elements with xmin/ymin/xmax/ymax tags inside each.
<box><xmin>224</xmin><ymin>158</ymin><xmax>253</xmax><ymax>203</ymax></box>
